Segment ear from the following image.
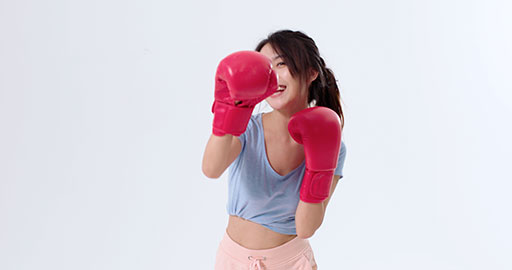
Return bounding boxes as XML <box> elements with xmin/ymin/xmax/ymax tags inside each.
<box><xmin>308</xmin><ymin>69</ymin><xmax>319</xmax><ymax>84</ymax></box>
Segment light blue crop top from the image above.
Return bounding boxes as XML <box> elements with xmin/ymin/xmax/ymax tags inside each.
<box><xmin>227</xmin><ymin>113</ymin><xmax>347</xmax><ymax>235</ymax></box>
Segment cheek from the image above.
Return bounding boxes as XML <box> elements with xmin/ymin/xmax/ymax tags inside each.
<box><xmin>293</xmin><ymin>82</ymin><xmax>310</xmax><ymax>102</ymax></box>
<box><xmin>276</xmin><ymin>67</ymin><xmax>292</xmax><ymax>80</ymax></box>
<box><xmin>275</xmin><ymin>70</ymin><xmax>286</xmax><ymax>82</ymax></box>
<box><xmin>283</xmin><ymin>69</ymin><xmax>293</xmax><ymax>80</ymax></box>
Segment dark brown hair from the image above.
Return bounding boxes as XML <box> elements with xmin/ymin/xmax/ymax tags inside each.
<box><xmin>255</xmin><ymin>30</ymin><xmax>344</xmax><ymax>128</ymax></box>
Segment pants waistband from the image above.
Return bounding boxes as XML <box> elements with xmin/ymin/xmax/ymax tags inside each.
<box><xmin>219</xmin><ymin>231</ymin><xmax>310</xmax><ymax>266</ymax></box>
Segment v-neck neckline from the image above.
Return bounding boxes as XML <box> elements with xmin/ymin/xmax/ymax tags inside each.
<box><xmin>259</xmin><ymin>113</ymin><xmax>305</xmax><ymax>178</ymax></box>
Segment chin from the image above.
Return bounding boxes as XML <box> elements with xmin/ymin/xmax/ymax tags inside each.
<box><xmin>267</xmin><ymin>100</ymin><xmax>294</xmax><ymax>111</ymax></box>
<box><xmin>266</xmin><ymin>90</ymin><xmax>305</xmax><ymax>111</ymax></box>
<box><xmin>266</xmin><ymin>97</ymin><xmax>287</xmax><ymax>110</ymax></box>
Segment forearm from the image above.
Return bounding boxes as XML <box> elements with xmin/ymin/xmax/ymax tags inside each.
<box><xmin>295</xmin><ymin>176</ymin><xmax>340</xmax><ymax>238</ymax></box>
<box><xmin>295</xmin><ymin>201</ymin><xmax>325</xmax><ymax>238</ymax></box>
<box><xmin>201</xmin><ymin>134</ymin><xmax>240</xmax><ymax>178</ymax></box>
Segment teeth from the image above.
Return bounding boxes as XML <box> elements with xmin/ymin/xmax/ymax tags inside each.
<box><xmin>277</xmin><ymin>85</ymin><xmax>286</xmax><ymax>91</ymax></box>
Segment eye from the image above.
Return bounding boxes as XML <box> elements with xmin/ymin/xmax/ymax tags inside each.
<box><xmin>276</xmin><ymin>62</ymin><xmax>286</xmax><ymax>67</ymax></box>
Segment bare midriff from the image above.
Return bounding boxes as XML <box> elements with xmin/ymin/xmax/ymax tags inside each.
<box><xmin>226</xmin><ymin>215</ymin><xmax>297</xmax><ymax>250</ymax></box>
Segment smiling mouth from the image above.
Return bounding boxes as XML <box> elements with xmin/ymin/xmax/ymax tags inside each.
<box><xmin>270</xmin><ymin>86</ymin><xmax>286</xmax><ymax>97</ymax></box>
<box><xmin>276</xmin><ymin>85</ymin><xmax>286</xmax><ymax>92</ymax></box>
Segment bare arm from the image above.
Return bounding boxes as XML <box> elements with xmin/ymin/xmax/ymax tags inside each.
<box><xmin>295</xmin><ymin>175</ymin><xmax>342</xmax><ymax>238</ymax></box>
<box><xmin>201</xmin><ymin>134</ymin><xmax>242</xmax><ymax>179</ymax></box>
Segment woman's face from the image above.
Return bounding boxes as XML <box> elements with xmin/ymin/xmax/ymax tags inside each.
<box><xmin>259</xmin><ymin>43</ymin><xmax>309</xmax><ymax>113</ymax></box>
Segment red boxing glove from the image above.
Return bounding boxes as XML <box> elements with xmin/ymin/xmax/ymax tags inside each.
<box><xmin>288</xmin><ymin>107</ymin><xmax>342</xmax><ymax>203</ymax></box>
<box><xmin>212</xmin><ymin>51</ymin><xmax>278</xmax><ymax>136</ymax></box>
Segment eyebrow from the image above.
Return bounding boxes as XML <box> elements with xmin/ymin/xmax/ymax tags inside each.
<box><xmin>273</xmin><ymin>55</ymin><xmax>283</xmax><ymax>60</ymax></box>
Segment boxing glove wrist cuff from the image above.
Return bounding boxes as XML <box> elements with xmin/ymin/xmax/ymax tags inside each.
<box><xmin>212</xmin><ymin>101</ymin><xmax>254</xmax><ymax>137</ymax></box>
<box><xmin>299</xmin><ymin>169</ymin><xmax>335</xmax><ymax>203</ymax></box>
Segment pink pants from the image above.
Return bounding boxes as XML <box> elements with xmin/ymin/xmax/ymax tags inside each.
<box><xmin>214</xmin><ymin>232</ymin><xmax>318</xmax><ymax>270</ymax></box>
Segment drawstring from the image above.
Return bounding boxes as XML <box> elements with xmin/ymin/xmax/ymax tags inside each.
<box><xmin>248</xmin><ymin>255</ymin><xmax>266</xmax><ymax>270</ymax></box>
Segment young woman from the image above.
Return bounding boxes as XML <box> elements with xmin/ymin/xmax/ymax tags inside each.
<box><xmin>202</xmin><ymin>30</ymin><xmax>347</xmax><ymax>270</ymax></box>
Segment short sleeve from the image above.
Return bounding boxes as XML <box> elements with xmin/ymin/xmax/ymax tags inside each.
<box><xmin>235</xmin><ymin>114</ymin><xmax>257</xmax><ymax>151</ymax></box>
<box><xmin>334</xmin><ymin>141</ymin><xmax>347</xmax><ymax>178</ymax></box>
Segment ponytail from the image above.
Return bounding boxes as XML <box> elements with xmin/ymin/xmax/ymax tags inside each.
<box><xmin>308</xmin><ymin>57</ymin><xmax>344</xmax><ymax>128</ymax></box>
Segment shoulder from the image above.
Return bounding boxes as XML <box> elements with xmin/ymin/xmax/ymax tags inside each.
<box><xmin>237</xmin><ymin>113</ymin><xmax>263</xmax><ymax>144</ymax></box>
<box><xmin>338</xmin><ymin>140</ymin><xmax>347</xmax><ymax>160</ymax></box>
<box><xmin>247</xmin><ymin>113</ymin><xmax>263</xmax><ymax>131</ymax></box>
<box><xmin>340</xmin><ymin>140</ymin><xmax>347</xmax><ymax>153</ymax></box>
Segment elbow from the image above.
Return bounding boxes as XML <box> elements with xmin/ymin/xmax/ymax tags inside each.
<box><xmin>296</xmin><ymin>226</ymin><xmax>317</xmax><ymax>239</ymax></box>
<box><xmin>297</xmin><ymin>229</ymin><xmax>316</xmax><ymax>239</ymax></box>
<box><xmin>201</xmin><ymin>164</ymin><xmax>222</xmax><ymax>179</ymax></box>
<box><xmin>295</xmin><ymin>203</ymin><xmax>324</xmax><ymax>239</ymax></box>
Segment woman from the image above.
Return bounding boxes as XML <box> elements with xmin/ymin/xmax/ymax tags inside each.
<box><xmin>202</xmin><ymin>30</ymin><xmax>347</xmax><ymax>270</ymax></box>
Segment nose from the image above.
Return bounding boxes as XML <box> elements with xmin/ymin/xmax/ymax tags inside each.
<box><xmin>273</xmin><ymin>71</ymin><xmax>280</xmax><ymax>83</ymax></box>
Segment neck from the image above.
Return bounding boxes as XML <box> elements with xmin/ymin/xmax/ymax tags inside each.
<box><xmin>265</xmin><ymin>104</ymin><xmax>309</xmax><ymax>139</ymax></box>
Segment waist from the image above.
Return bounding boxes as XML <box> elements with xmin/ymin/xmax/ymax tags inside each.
<box><xmin>227</xmin><ymin>215</ymin><xmax>297</xmax><ymax>250</ymax></box>
<box><xmin>219</xmin><ymin>230</ymin><xmax>311</xmax><ymax>267</ymax></box>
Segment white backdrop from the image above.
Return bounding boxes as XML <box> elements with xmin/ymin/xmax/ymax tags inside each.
<box><xmin>1</xmin><ymin>0</ymin><xmax>511</xmax><ymax>269</ymax></box>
